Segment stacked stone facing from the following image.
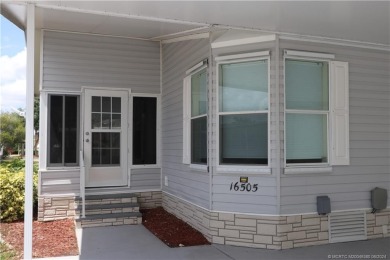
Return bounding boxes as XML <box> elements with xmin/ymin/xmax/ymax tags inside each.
<box><xmin>75</xmin><ymin>193</ymin><xmax>142</xmax><ymax>228</ymax></box>
<box><xmin>38</xmin><ymin>196</ymin><xmax>76</xmax><ymax>221</ymax></box>
<box><xmin>163</xmin><ymin>192</ymin><xmax>390</xmax><ymax>250</ymax></box>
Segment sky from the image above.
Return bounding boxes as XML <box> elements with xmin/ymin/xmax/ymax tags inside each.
<box><xmin>0</xmin><ymin>15</ymin><xmax>26</xmax><ymax>112</ymax></box>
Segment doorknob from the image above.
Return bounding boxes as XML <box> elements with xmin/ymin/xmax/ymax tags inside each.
<box><xmin>86</xmin><ymin>139</ymin><xmax>90</xmax><ymax>143</ymax></box>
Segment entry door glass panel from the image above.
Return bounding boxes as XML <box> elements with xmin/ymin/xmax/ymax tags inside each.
<box><xmin>92</xmin><ymin>133</ymin><xmax>120</xmax><ymax>166</ymax></box>
<box><xmin>91</xmin><ymin>96</ymin><xmax>121</xmax><ymax>129</ymax></box>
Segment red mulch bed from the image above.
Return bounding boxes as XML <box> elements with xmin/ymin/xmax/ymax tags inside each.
<box><xmin>141</xmin><ymin>207</ymin><xmax>210</xmax><ymax>248</ymax></box>
<box><xmin>0</xmin><ymin>218</ymin><xmax>78</xmax><ymax>259</ymax></box>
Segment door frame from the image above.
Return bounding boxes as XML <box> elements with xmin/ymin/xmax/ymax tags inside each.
<box><xmin>82</xmin><ymin>87</ymin><xmax>131</xmax><ymax>188</ymax></box>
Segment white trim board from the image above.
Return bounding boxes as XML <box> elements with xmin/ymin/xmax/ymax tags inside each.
<box><xmin>212</xmin><ymin>33</ymin><xmax>276</xmax><ymax>48</ymax></box>
<box><xmin>161</xmin><ymin>32</ymin><xmax>210</xmax><ymax>44</ymax></box>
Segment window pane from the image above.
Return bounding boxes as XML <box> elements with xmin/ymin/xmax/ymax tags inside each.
<box><xmin>102</xmin><ymin>113</ymin><xmax>111</xmax><ymax>129</ymax></box>
<box><xmin>133</xmin><ymin>97</ymin><xmax>157</xmax><ymax>165</ymax></box>
<box><xmin>191</xmin><ymin>116</ymin><xmax>207</xmax><ymax>164</ymax></box>
<box><xmin>49</xmin><ymin>96</ymin><xmax>63</xmax><ymax>164</ymax></box>
<box><xmin>92</xmin><ymin>96</ymin><xmax>101</xmax><ymax>112</ymax></box>
<box><xmin>285</xmin><ymin>59</ymin><xmax>329</xmax><ymax>110</ymax></box>
<box><xmin>92</xmin><ymin>133</ymin><xmax>101</xmax><ymax>148</ymax></box>
<box><xmin>102</xmin><ymin>97</ymin><xmax>111</xmax><ymax>112</ymax></box>
<box><xmin>191</xmin><ymin>69</ymin><xmax>207</xmax><ymax>117</ymax></box>
<box><xmin>101</xmin><ymin>133</ymin><xmax>111</xmax><ymax>148</ymax></box>
<box><xmin>92</xmin><ymin>132</ymin><xmax>120</xmax><ymax>166</ymax></box>
<box><xmin>219</xmin><ymin>60</ymin><xmax>268</xmax><ymax>112</ymax></box>
<box><xmin>112</xmin><ymin>149</ymin><xmax>120</xmax><ymax>165</ymax></box>
<box><xmin>286</xmin><ymin>114</ymin><xmax>328</xmax><ymax>163</ymax></box>
<box><xmin>220</xmin><ymin>114</ymin><xmax>267</xmax><ymax>165</ymax></box>
<box><xmin>111</xmin><ymin>133</ymin><xmax>120</xmax><ymax>148</ymax></box>
<box><xmin>92</xmin><ymin>149</ymin><xmax>101</xmax><ymax>165</ymax></box>
<box><xmin>112</xmin><ymin>114</ymin><xmax>121</xmax><ymax>128</ymax></box>
<box><xmin>101</xmin><ymin>149</ymin><xmax>111</xmax><ymax>164</ymax></box>
<box><xmin>64</xmin><ymin>96</ymin><xmax>78</xmax><ymax>164</ymax></box>
<box><xmin>92</xmin><ymin>113</ymin><xmax>101</xmax><ymax>129</ymax></box>
<box><xmin>112</xmin><ymin>97</ymin><xmax>121</xmax><ymax>113</ymax></box>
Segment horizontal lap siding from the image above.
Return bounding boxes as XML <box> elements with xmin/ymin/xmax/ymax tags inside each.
<box><xmin>210</xmin><ymin>41</ymin><xmax>278</xmax><ymax>214</ymax></box>
<box><xmin>280</xmin><ymin>40</ymin><xmax>390</xmax><ymax>214</ymax></box>
<box><xmin>162</xmin><ymin>39</ymin><xmax>211</xmax><ymax>209</ymax></box>
<box><xmin>40</xmin><ymin>170</ymin><xmax>80</xmax><ymax>196</ymax></box>
<box><xmin>42</xmin><ymin>31</ymin><xmax>160</xmax><ymax>93</ymax></box>
<box><xmin>130</xmin><ymin>168</ymin><xmax>161</xmax><ymax>190</ymax></box>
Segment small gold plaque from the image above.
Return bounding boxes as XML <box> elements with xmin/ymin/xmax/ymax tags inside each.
<box><xmin>240</xmin><ymin>177</ymin><xmax>248</xmax><ymax>183</ymax></box>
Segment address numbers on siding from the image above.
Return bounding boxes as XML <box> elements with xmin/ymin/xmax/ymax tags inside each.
<box><xmin>229</xmin><ymin>177</ymin><xmax>258</xmax><ymax>192</ymax></box>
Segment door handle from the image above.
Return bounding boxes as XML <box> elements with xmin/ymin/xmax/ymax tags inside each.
<box><xmin>86</xmin><ymin>139</ymin><xmax>90</xmax><ymax>143</ymax></box>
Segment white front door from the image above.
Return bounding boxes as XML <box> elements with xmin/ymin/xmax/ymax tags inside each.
<box><xmin>84</xmin><ymin>89</ymin><xmax>128</xmax><ymax>187</ymax></box>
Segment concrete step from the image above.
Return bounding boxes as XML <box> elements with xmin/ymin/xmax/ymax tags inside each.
<box><xmin>75</xmin><ymin>202</ymin><xmax>140</xmax><ymax>215</ymax></box>
<box><xmin>75</xmin><ymin>212</ymin><xmax>142</xmax><ymax>228</ymax></box>
<box><xmin>76</xmin><ymin>193</ymin><xmax>138</xmax><ymax>206</ymax></box>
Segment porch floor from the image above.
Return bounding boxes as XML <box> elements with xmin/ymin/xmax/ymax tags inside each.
<box><xmin>36</xmin><ymin>225</ymin><xmax>389</xmax><ymax>260</ymax></box>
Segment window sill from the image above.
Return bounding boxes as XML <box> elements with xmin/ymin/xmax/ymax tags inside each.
<box><xmin>216</xmin><ymin>166</ymin><xmax>271</xmax><ymax>174</ymax></box>
<box><xmin>284</xmin><ymin>166</ymin><xmax>333</xmax><ymax>175</ymax></box>
<box><xmin>131</xmin><ymin>165</ymin><xmax>161</xmax><ymax>169</ymax></box>
<box><xmin>190</xmin><ymin>164</ymin><xmax>208</xmax><ymax>172</ymax></box>
<box><xmin>43</xmin><ymin>167</ymin><xmax>80</xmax><ymax>171</ymax></box>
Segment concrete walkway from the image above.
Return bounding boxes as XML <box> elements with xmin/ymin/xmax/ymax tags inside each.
<box><xmin>37</xmin><ymin>225</ymin><xmax>390</xmax><ymax>260</ymax></box>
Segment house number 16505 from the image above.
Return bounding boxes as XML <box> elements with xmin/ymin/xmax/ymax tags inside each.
<box><xmin>229</xmin><ymin>182</ymin><xmax>258</xmax><ymax>192</ymax></box>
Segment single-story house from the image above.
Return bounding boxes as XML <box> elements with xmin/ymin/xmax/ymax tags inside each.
<box><xmin>2</xmin><ymin>1</ymin><xmax>389</xmax><ymax>253</ymax></box>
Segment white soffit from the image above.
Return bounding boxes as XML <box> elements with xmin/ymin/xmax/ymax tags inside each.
<box><xmin>212</xmin><ymin>30</ymin><xmax>276</xmax><ymax>48</ymax></box>
<box><xmin>35</xmin><ymin>7</ymin><xmax>203</xmax><ymax>40</ymax></box>
<box><xmin>1</xmin><ymin>1</ymin><xmax>390</xmax><ymax>46</ymax></box>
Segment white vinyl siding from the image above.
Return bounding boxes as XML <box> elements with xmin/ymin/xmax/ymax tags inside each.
<box><xmin>162</xmin><ymin>38</ymin><xmax>211</xmax><ymax>209</ymax></box>
<box><xmin>42</xmin><ymin>31</ymin><xmax>160</xmax><ymax>93</ymax></box>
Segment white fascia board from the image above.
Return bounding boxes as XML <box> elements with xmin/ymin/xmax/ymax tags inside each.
<box><xmin>284</xmin><ymin>50</ymin><xmax>335</xmax><ymax>60</ymax></box>
<box><xmin>212</xmin><ymin>34</ymin><xmax>276</xmax><ymax>48</ymax></box>
<box><xmin>215</xmin><ymin>51</ymin><xmax>270</xmax><ymax>62</ymax></box>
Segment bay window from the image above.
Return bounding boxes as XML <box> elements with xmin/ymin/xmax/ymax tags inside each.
<box><xmin>183</xmin><ymin>60</ymin><xmax>208</xmax><ymax>166</ymax></box>
<box><xmin>217</xmin><ymin>55</ymin><xmax>269</xmax><ymax>166</ymax></box>
<box><xmin>284</xmin><ymin>50</ymin><xmax>350</xmax><ymax>168</ymax></box>
<box><xmin>285</xmin><ymin>59</ymin><xmax>329</xmax><ymax>165</ymax></box>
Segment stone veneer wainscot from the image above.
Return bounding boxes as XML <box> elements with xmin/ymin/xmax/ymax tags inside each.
<box><xmin>163</xmin><ymin>192</ymin><xmax>390</xmax><ymax>249</ymax></box>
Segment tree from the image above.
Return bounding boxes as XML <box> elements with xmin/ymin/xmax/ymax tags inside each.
<box><xmin>34</xmin><ymin>97</ymin><xmax>39</xmax><ymax>155</ymax></box>
<box><xmin>0</xmin><ymin>112</ymin><xmax>25</xmax><ymax>155</ymax></box>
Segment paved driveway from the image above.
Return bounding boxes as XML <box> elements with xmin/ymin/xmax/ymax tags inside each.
<box><xmin>36</xmin><ymin>225</ymin><xmax>389</xmax><ymax>260</ymax></box>
<box><xmin>76</xmin><ymin>225</ymin><xmax>389</xmax><ymax>260</ymax></box>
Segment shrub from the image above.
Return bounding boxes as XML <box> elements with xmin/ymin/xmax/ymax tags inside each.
<box><xmin>0</xmin><ymin>159</ymin><xmax>38</xmax><ymax>222</ymax></box>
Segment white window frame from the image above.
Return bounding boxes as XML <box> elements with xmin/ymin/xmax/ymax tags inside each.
<box><xmin>284</xmin><ymin>56</ymin><xmax>331</xmax><ymax>168</ymax></box>
<box><xmin>130</xmin><ymin>93</ymin><xmax>161</xmax><ymax>169</ymax></box>
<box><xmin>216</xmin><ymin>52</ymin><xmax>271</xmax><ymax>174</ymax></box>
<box><xmin>284</xmin><ymin>50</ymin><xmax>350</xmax><ymax>173</ymax></box>
<box><xmin>183</xmin><ymin>60</ymin><xmax>208</xmax><ymax>171</ymax></box>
